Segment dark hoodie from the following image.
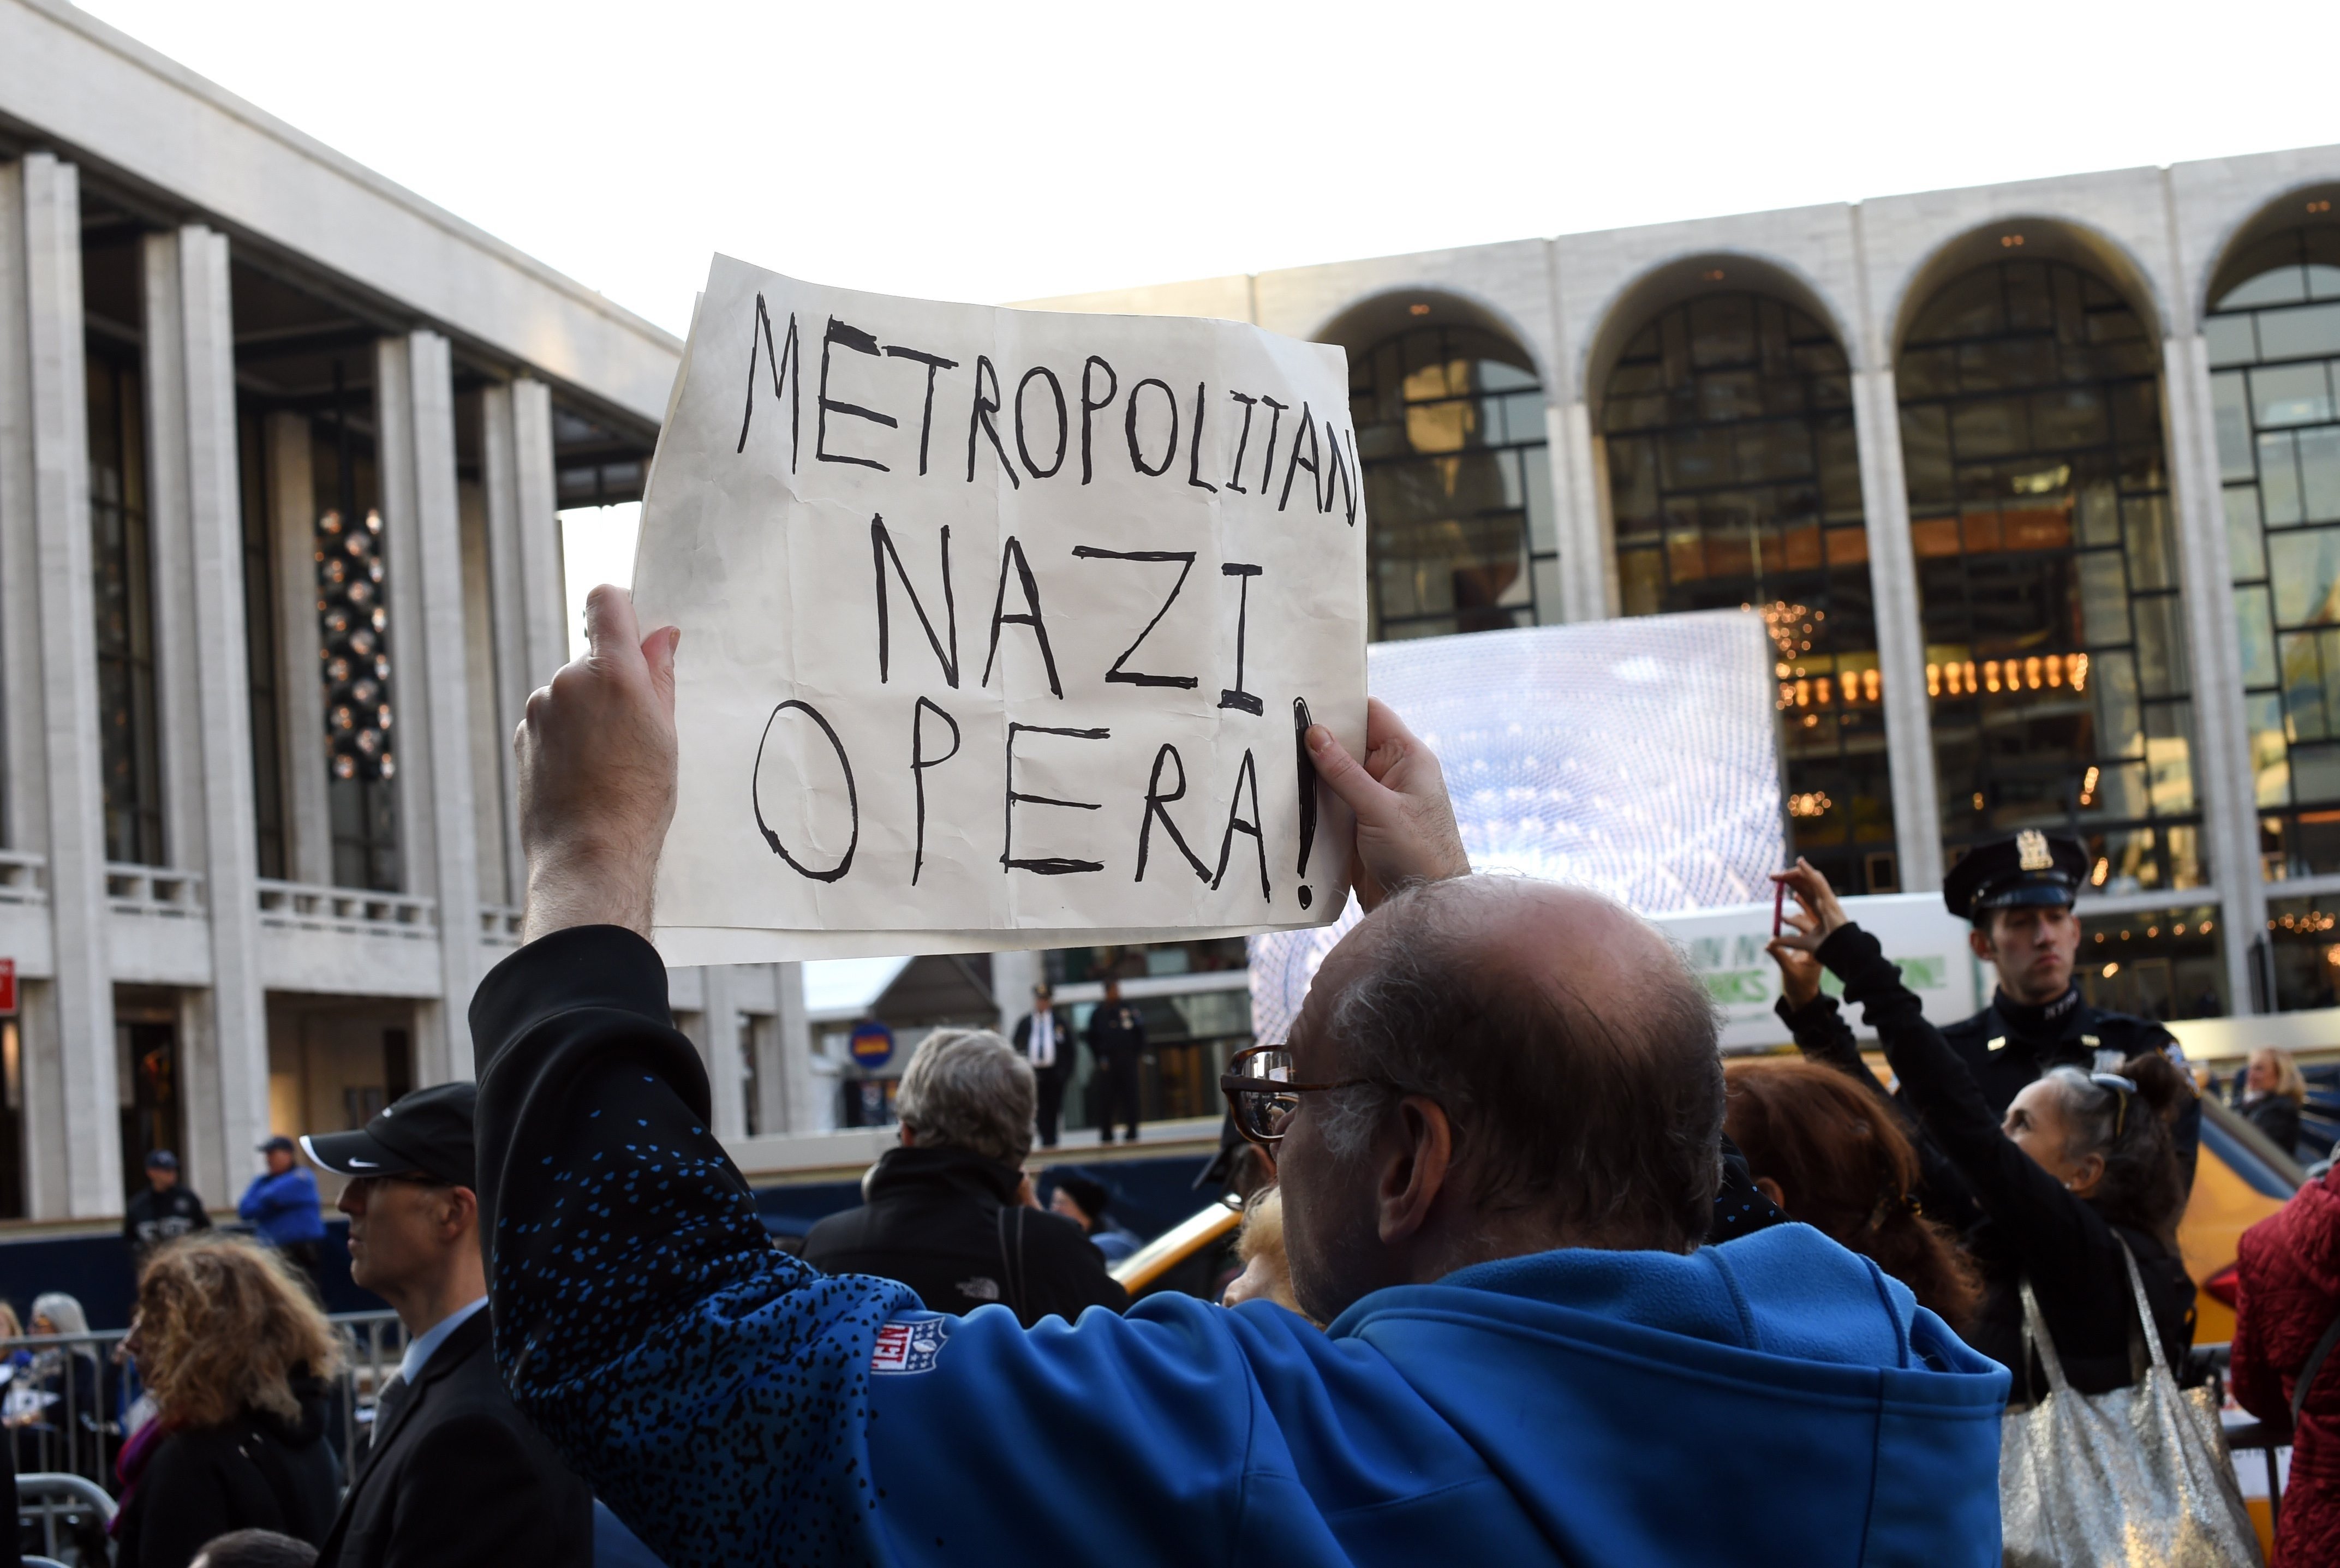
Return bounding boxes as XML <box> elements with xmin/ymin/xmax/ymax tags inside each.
<box><xmin>803</xmin><ymin>1144</ymin><xmax>1129</xmax><ymax>1325</ymax></box>
<box><xmin>115</xmin><ymin>1367</ymin><xmax>341</xmax><ymax>1568</ymax></box>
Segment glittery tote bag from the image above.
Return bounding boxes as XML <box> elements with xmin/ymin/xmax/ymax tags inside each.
<box><xmin>1998</xmin><ymin>1238</ymin><xmax>2261</xmax><ymax>1566</ymax></box>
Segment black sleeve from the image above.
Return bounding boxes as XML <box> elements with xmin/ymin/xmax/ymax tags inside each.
<box><xmin>121</xmin><ymin>1201</ymin><xmax>139</xmax><ymax>1247</ymax></box>
<box><xmin>1775</xmin><ymin>992</ymin><xmax>1895</xmax><ymax>1099</ymax></box>
<box><xmin>1819</xmin><ymin>922</ymin><xmax>2119</xmax><ymax>1282</ymax></box>
<box><xmin>1774</xmin><ymin>985</ymin><xmax>1983</xmax><ymax>1233</ymax></box>
<box><xmin>1016</xmin><ymin>1209</ymin><xmax>1130</xmax><ymax>1324</ymax></box>
<box><xmin>383</xmin><ymin>1411</ymin><xmax>583</xmax><ymax>1568</ymax></box>
<box><xmin>471</xmin><ymin>925</ymin><xmax>923</xmax><ymax>1567</ymax></box>
<box><xmin>124</xmin><ymin>1441</ymin><xmax>238</xmax><ymax>1568</ymax></box>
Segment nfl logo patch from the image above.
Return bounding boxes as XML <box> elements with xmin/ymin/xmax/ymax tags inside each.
<box><xmin>870</xmin><ymin>1316</ymin><xmax>951</xmax><ymax>1375</ymax></box>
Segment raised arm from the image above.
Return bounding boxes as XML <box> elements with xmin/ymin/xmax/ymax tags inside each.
<box><xmin>1766</xmin><ymin>876</ymin><xmax>1887</xmax><ymax>1096</ymax></box>
<box><xmin>1771</xmin><ymin>865</ymin><xmax>2108</xmax><ymax>1277</ymax></box>
<box><xmin>481</xmin><ymin>587</ymin><xmax>916</xmax><ymax>1564</ymax></box>
<box><xmin>473</xmin><ymin>926</ymin><xmax>916</xmax><ymax>1567</ymax></box>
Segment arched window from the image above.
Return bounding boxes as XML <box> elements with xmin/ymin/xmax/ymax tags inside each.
<box><xmin>1604</xmin><ymin>293</ymin><xmax>1895</xmax><ymax>893</ymax></box>
<box><xmin>2208</xmin><ymin>223</ymin><xmax>2340</xmax><ymax>893</ymax></box>
<box><xmin>1897</xmin><ymin>257</ymin><xmax>2198</xmax><ymax>894</ymax></box>
<box><xmin>1350</xmin><ymin>323</ymin><xmax>1547</xmax><ymax>640</ymax></box>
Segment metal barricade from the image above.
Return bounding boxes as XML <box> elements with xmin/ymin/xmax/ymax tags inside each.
<box><xmin>15</xmin><ymin>1472</ymin><xmax>112</xmax><ymax>1565</ymax></box>
<box><xmin>0</xmin><ymin>1309</ymin><xmax>405</xmax><ymax>1496</ymax></box>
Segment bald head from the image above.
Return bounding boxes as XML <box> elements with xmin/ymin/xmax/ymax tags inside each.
<box><xmin>1305</xmin><ymin>876</ymin><xmax>1724</xmax><ymax>1249</ymax></box>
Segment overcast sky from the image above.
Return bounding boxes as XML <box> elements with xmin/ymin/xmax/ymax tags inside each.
<box><xmin>74</xmin><ymin>0</ymin><xmax>2340</xmax><ymax>340</ymax></box>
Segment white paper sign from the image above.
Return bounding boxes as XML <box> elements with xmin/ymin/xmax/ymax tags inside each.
<box><xmin>634</xmin><ymin>259</ymin><xmax>1368</xmax><ymax>963</ymax></box>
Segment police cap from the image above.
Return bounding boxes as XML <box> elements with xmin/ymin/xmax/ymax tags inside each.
<box><xmin>1943</xmin><ymin>829</ymin><xmax>2089</xmax><ymax>923</ymax></box>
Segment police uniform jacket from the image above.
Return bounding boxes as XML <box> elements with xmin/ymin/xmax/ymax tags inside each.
<box><xmin>122</xmin><ymin>1185</ymin><xmax>211</xmax><ymax>1254</ymax></box>
<box><xmin>1937</xmin><ymin>983</ymin><xmax>2199</xmax><ymax>1183</ymax></box>
<box><xmin>1084</xmin><ymin>1002</ymin><xmax>1147</xmax><ymax>1062</ymax></box>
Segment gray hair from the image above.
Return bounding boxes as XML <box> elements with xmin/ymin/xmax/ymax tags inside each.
<box><xmin>1320</xmin><ymin>876</ymin><xmax>1726</xmax><ymax>1251</ymax></box>
<box><xmin>894</xmin><ymin>1028</ymin><xmax>1036</xmax><ymax>1165</ymax></box>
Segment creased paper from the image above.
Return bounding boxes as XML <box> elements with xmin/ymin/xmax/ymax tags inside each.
<box><xmin>634</xmin><ymin>258</ymin><xmax>1367</xmax><ymax>963</ymax></box>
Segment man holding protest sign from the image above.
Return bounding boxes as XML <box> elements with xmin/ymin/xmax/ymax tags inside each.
<box><xmin>477</xmin><ymin>578</ymin><xmax>2007</xmax><ymax>1564</ymax></box>
<box><xmin>476</xmin><ymin>265</ymin><xmax>2002</xmax><ymax>1564</ymax></box>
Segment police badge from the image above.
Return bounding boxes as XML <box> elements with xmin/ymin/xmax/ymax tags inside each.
<box><xmin>2017</xmin><ymin>829</ymin><xmax>2052</xmax><ymax>872</ymax></box>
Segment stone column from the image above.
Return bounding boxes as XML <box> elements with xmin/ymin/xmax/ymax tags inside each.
<box><xmin>990</xmin><ymin>949</ymin><xmax>1040</xmax><ymax>1034</ymax></box>
<box><xmin>0</xmin><ymin>155</ymin><xmax>121</xmax><ymax>1217</ymax></box>
<box><xmin>772</xmin><ymin>961</ymin><xmax>817</xmax><ymax>1134</ymax></box>
<box><xmin>141</xmin><ymin>236</ymin><xmax>204</xmax><ymax>874</ymax></box>
<box><xmin>509</xmin><ymin>378</ymin><xmax>569</xmax><ymax>686</ymax></box>
<box><xmin>264</xmin><ymin>412</ymin><xmax>332</xmax><ymax>885</ymax></box>
<box><xmin>2163</xmin><ymin>332</ymin><xmax>2264</xmax><ymax>1009</ymax></box>
<box><xmin>141</xmin><ymin>225</ymin><xmax>270</xmax><ymax>1195</ymax></box>
<box><xmin>1852</xmin><ymin>367</ymin><xmax>1945</xmax><ymax>894</ymax></box>
<box><xmin>480</xmin><ymin>386</ymin><xmax>531</xmax><ymax>905</ymax></box>
<box><xmin>1547</xmin><ymin>402</ymin><xmax>1613</xmax><ymax>623</ymax></box>
<box><xmin>375</xmin><ymin>331</ymin><xmax>481</xmax><ymax>1082</ymax></box>
<box><xmin>696</xmin><ymin>964</ymin><xmax>745</xmax><ymax>1141</ymax></box>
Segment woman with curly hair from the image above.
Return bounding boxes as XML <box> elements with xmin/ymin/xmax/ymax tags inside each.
<box><xmin>1724</xmin><ymin>1058</ymin><xmax>1983</xmax><ymax>1330</ymax></box>
<box><xmin>112</xmin><ymin>1234</ymin><xmax>342</xmax><ymax>1568</ymax></box>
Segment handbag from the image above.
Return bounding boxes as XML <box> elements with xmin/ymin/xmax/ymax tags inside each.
<box><xmin>1999</xmin><ymin>1237</ymin><xmax>2261</xmax><ymax>1566</ymax></box>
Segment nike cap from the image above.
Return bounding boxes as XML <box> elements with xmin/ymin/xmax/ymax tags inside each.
<box><xmin>300</xmin><ymin>1081</ymin><xmax>475</xmax><ymax>1189</ymax></box>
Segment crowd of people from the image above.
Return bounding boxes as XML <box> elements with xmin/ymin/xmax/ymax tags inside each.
<box><xmin>27</xmin><ymin>580</ymin><xmax>2340</xmax><ymax>1565</ymax></box>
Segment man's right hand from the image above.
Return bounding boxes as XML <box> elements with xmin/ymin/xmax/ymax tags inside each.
<box><xmin>516</xmin><ymin>585</ymin><xmax>679</xmax><ymax>944</ymax></box>
<box><xmin>1305</xmin><ymin>698</ymin><xmax>1471</xmax><ymax>912</ymax></box>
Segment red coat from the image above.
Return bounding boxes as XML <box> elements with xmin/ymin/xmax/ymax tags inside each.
<box><xmin>2233</xmin><ymin>1166</ymin><xmax>2340</xmax><ymax>1568</ymax></box>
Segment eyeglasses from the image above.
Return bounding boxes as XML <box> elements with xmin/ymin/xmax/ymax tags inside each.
<box><xmin>1218</xmin><ymin>1044</ymin><xmax>1380</xmax><ymax>1151</ymax></box>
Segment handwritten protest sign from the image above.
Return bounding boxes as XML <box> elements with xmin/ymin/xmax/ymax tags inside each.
<box><xmin>634</xmin><ymin>259</ymin><xmax>1368</xmax><ymax>963</ymax></box>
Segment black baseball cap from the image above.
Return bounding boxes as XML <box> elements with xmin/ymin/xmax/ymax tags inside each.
<box><xmin>258</xmin><ymin>1135</ymin><xmax>296</xmax><ymax>1155</ymax></box>
<box><xmin>1943</xmin><ymin>829</ymin><xmax>2090</xmax><ymax>923</ymax></box>
<box><xmin>145</xmin><ymin>1150</ymin><xmax>178</xmax><ymax>1171</ymax></box>
<box><xmin>301</xmin><ymin>1082</ymin><xmax>476</xmax><ymax>1189</ymax></box>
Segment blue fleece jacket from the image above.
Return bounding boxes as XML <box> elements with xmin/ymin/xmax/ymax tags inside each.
<box><xmin>237</xmin><ymin>1167</ymin><xmax>325</xmax><ymax>1246</ymax></box>
<box><xmin>473</xmin><ymin>926</ymin><xmax>2010</xmax><ymax>1568</ymax></box>
<box><xmin>857</xmin><ymin>1229</ymin><xmax>2007</xmax><ymax>1565</ymax></box>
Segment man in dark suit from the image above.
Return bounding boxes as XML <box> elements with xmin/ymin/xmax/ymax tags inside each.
<box><xmin>1010</xmin><ymin>983</ymin><xmax>1071</xmax><ymax>1149</ymax></box>
<box><xmin>303</xmin><ymin>1082</ymin><xmax>592</xmax><ymax>1568</ymax></box>
<box><xmin>1084</xmin><ymin>978</ymin><xmax>1148</xmax><ymax>1144</ymax></box>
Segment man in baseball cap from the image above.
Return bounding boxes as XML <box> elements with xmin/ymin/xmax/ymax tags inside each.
<box><xmin>306</xmin><ymin>1083</ymin><xmax>590</xmax><ymax>1568</ymax></box>
<box><xmin>238</xmin><ymin>1134</ymin><xmax>326</xmax><ymax>1283</ymax></box>
<box><xmin>123</xmin><ymin>1148</ymin><xmax>210</xmax><ymax>1258</ymax></box>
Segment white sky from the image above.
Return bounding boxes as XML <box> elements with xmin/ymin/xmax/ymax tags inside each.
<box><xmin>73</xmin><ymin>1</ymin><xmax>2340</xmax><ymax>340</ymax></box>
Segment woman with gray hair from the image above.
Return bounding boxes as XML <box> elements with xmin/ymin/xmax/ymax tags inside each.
<box><xmin>1774</xmin><ymin>864</ymin><xmax>2196</xmax><ymax>1398</ymax></box>
<box><xmin>803</xmin><ymin>1029</ymin><xmax>1129</xmax><ymax>1326</ymax></box>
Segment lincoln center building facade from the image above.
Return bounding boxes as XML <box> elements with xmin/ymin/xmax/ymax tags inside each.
<box><xmin>4</xmin><ymin>0</ymin><xmax>2339</xmax><ymax>1222</ymax></box>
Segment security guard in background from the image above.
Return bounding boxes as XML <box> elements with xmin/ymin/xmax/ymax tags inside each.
<box><xmin>1939</xmin><ymin>828</ymin><xmax>2199</xmax><ymax>1182</ymax></box>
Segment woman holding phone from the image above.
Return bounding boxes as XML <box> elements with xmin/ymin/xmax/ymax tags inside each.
<box><xmin>1768</xmin><ymin>858</ymin><xmax>2195</xmax><ymax>1397</ymax></box>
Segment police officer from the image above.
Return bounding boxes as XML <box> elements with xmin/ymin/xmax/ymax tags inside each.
<box><xmin>1936</xmin><ymin>828</ymin><xmax>2199</xmax><ymax>1180</ymax></box>
<box><xmin>122</xmin><ymin>1148</ymin><xmax>211</xmax><ymax>1258</ymax></box>
<box><xmin>1084</xmin><ymin>978</ymin><xmax>1147</xmax><ymax>1144</ymax></box>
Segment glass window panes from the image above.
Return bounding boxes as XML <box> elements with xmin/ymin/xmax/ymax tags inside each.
<box><xmin>1351</xmin><ymin>323</ymin><xmax>1549</xmax><ymax>641</ymax></box>
<box><xmin>2265</xmin><ymin>895</ymin><xmax>2340</xmax><ymax>1012</ymax></box>
<box><xmin>2218</xmin><ymin>225</ymin><xmax>2340</xmax><ymax>881</ymax></box>
<box><xmin>2078</xmin><ymin>906</ymin><xmax>2226</xmax><ymax>1019</ymax></box>
<box><xmin>1603</xmin><ymin>293</ymin><xmax>1895</xmax><ymax>894</ymax></box>
<box><xmin>88</xmin><ymin>348</ymin><xmax>163</xmax><ymax>866</ymax></box>
<box><xmin>1899</xmin><ymin>258</ymin><xmax>2199</xmax><ymax>894</ymax></box>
